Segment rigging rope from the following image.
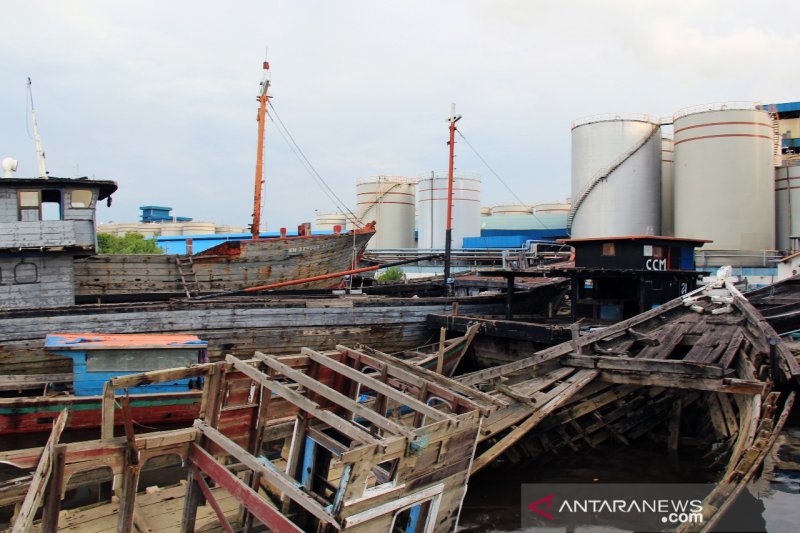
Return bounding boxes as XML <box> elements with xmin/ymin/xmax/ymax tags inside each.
<box><xmin>267</xmin><ymin>101</ymin><xmax>362</xmax><ymax>227</ymax></box>
<box><xmin>455</xmin><ymin>128</ymin><xmax>554</xmax><ymax>232</ymax></box>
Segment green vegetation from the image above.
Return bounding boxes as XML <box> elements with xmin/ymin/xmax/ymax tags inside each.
<box><xmin>97</xmin><ymin>232</ymin><xmax>163</xmax><ymax>254</ymax></box>
<box><xmin>376</xmin><ymin>266</ymin><xmax>404</xmax><ymax>282</ymax></box>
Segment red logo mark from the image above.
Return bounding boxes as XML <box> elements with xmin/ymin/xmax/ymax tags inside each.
<box><xmin>528</xmin><ymin>494</ymin><xmax>556</xmax><ymax>520</ymax></box>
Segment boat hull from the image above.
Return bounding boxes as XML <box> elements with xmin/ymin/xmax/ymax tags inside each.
<box><xmin>74</xmin><ymin>226</ymin><xmax>375</xmax><ymax>301</ymax></box>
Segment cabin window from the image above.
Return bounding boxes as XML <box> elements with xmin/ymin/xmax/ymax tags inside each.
<box><xmin>14</xmin><ymin>262</ymin><xmax>38</xmax><ymax>284</ymax></box>
<box><xmin>390</xmin><ymin>496</ymin><xmax>439</xmax><ymax>533</ymax></box>
<box><xmin>365</xmin><ymin>458</ymin><xmax>399</xmax><ymax>492</ymax></box>
<box><xmin>85</xmin><ymin>348</ymin><xmax>198</xmax><ymax>372</ymax></box>
<box><xmin>41</xmin><ymin>190</ymin><xmax>62</xmax><ymax>221</ymax></box>
<box><xmin>643</xmin><ymin>244</ymin><xmax>664</xmax><ymax>258</ymax></box>
<box><xmin>602</xmin><ymin>243</ymin><xmax>616</xmax><ymax>256</ymax></box>
<box><xmin>71</xmin><ymin>189</ymin><xmax>94</xmax><ymax>208</ymax></box>
<box><xmin>18</xmin><ymin>190</ymin><xmax>41</xmax><ymax>221</ymax></box>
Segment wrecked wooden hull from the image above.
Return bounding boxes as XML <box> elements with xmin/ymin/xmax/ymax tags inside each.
<box><xmin>456</xmin><ymin>278</ymin><xmax>800</xmax><ymax>529</ymax></box>
<box><xmin>74</xmin><ymin>225</ymin><xmax>375</xmax><ymax>301</ymax></box>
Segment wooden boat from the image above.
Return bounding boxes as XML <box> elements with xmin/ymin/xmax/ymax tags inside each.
<box><xmin>73</xmin><ymin>222</ymin><xmax>376</xmax><ymax>300</ymax></box>
<box><xmin>0</xmin><ymin>346</ymin><xmax>497</xmax><ymax>532</ymax></box>
<box><xmin>0</xmin><ymin>325</ymin><xmax>479</xmax><ymax>435</ymax></box>
<box><xmin>745</xmin><ymin>272</ymin><xmax>800</xmax><ymax>335</ymax></box>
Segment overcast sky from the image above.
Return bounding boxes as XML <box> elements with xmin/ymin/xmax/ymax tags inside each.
<box><xmin>2</xmin><ymin>1</ymin><xmax>798</xmax><ymax>230</ymax></box>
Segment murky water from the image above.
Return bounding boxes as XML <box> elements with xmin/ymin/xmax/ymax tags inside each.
<box><xmin>458</xmin><ymin>427</ymin><xmax>800</xmax><ymax>533</ymax></box>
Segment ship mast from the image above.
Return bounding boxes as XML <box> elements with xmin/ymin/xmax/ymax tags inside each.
<box><xmin>27</xmin><ymin>78</ymin><xmax>48</xmax><ymax>179</ymax></box>
<box><xmin>251</xmin><ymin>61</ymin><xmax>271</xmax><ymax>240</ymax></box>
<box><xmin>443</xmin><ymin>103</ymin><xmax>461</xmax><ymax>294</ymax></box>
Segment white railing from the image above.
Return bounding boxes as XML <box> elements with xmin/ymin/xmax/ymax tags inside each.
<box><xmin>571</xmin><ymin>112</ymin><xmax>655</xmax><ymax>129</ymax></box>
<box><xmin>672</xmin><ymin>101</ymin><xmax>762</xmax><ymax>120</ymax></box>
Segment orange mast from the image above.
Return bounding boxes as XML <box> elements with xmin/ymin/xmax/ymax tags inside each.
<box><xmin>251</xmin><ymin>61</ymin><xmax>271</xmax><ymax>240</ymax></box>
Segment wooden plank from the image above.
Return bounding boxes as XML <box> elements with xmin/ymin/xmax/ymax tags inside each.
<box><xmin>225</xmin><ymin>354</ymin><xmax>380</xmax><ymax>445</ymax></box>
<box><xmin>101</xmin><ymin>381</ymin><xmax>115</xmax><ymax>440</ymax></box>
<box><xmin>667</xmin><ymin>399</ymin><xmax>682</xmax><ymax>452</ymax></box>
<box><xmin>253</xmin><ymin>352</ymin><xmax>416</xmax><ymax>439</ymax></box>
<box><xmin>563</xmin><ymin>354</ymin><xmax>729</xmax><ymax>378</ymax></box>
<box><xmin>40</xmin><ymin>444</ymin><xmax>66</xmax><ymax>533</ymax></box>
<box><xmin>303</xmin><ymin>348</ymin><xmax>448</xmax><ymax>422</ymax></box>
<box><xmin>11</xmin><ymin>409</ymin><xmax>69</xmax><ymax>533</ymax></box>
<box><xmin>196</xmin><ymin>422</ymin><xmax>340</xmax><ymax>527</ymax></box>
<box><xmin>0</xmin><ymin>373</ymin><xmax>72</xmax><ymax>391</ymax></box>
<box><xmin>470</xmin><ymin>370</ymin><xmax>598</xmax><ymax>474</ymax></box>
<box><xmin>597</xmin><ymin>372</ymin><xmax>764</xmax><ymax>395</ymax></box>
<box><xmin>189</xmin><ymin>443</ymin><xmax>303</xmax><ymax>533</ymax></box>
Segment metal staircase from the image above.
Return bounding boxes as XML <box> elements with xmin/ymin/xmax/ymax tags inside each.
<box><xmin>768</xmin><ymin>104</ymin><xmax>783</xmax><ymax>167</ymax></box>
<box><xmin>176</xmin><ymin>255</ymin><xmax>201</xmax><ymax>298</ymax></box>
<box><xmin>566</xmin><ymin>123</ymin><xmax>660</xmax><ymax>234</ymax></box>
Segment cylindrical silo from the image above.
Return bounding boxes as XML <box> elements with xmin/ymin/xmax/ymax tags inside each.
<box><xmin>570</xmin><ymin>115</ymin><xmax>662</xmax><ymax>238</ymax></box>
<box><xmin>480</xmin><ymin>206</ymin><xmax>492</xmax><ymax>217</ymax></box>
<box><xmin>356</xmin><ymin>176</ymin><xmax>416</xmax><ymax>249</ymax></box>
<box><xmin>775</xmin><ymin>162</ymin><xmax>800</xmax><ymax>251</ymax></box>
<box><xmin>673</xmin><ymin>105</ymin><xmax>774</xmax><ymax>257</ymax></box>
<box><xmin>417</xmin><ymin>172</ymin><xmax>481</xmax><ymax>249</ymax></box>
<box><xmin>181</xmin><ymin>222</ymin><xmax>216</xmax><ymax>235</ymax></box>
<box><xmin>490</xmin><ymin>204</ymin><xmax>533</xmax><ymax>216</ymax></box>
<box><xmin>160</xmin><ymin>223</ymin><xmax>184</xmax><ymax>236</ymax></box>
<box><xmin>314</xmin><ymin>212</ymin><xmax>348</xmax><ymax>232</ymax></box>
<box><xmin>661</xmin><ymin>136</ymin><xmax>674</xmax><ymax>236</ymax></box>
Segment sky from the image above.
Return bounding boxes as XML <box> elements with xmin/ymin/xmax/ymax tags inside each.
<box><xmin>2</xmin><ymin>1</ymin><xmax>799</xmax><ymax>230</ymax></box>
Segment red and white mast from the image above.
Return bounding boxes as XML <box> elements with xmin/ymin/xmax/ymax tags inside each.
<box><xmin>443</xmin><ymin>103</ymin><xmax>461</xmax><ymax>292</ymax></box>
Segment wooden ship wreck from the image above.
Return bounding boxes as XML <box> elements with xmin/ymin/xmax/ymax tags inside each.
<box><xmin>0</xmin><ymin>344</ymin><xmax>497</xmax><ymax>532</ymax></box>
<box><xmin>1</xmin><ymin>277</ymin><xmax>798</xmax><ymax>531</ymax></box>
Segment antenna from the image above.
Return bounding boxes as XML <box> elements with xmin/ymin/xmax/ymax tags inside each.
<box><xmin>27</xmin><ymin>78</ymin><xmax>48</xmax><ymax>179</ymax></box>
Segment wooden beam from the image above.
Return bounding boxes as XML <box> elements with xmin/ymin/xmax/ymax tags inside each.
<box><xmin>597</xmin><ymin>372</ymin><xmax>765</xmax><ymax>395</ymax></box>
<box><xmin>470</xmin><ymin>370</ymin><xmax>598</xmax><ymax>474</ymax></box>
<box><xmin>117</xmin><ymin>394</ymin><xmax>141</xmax><ymax>533</ymax></box>
<box><xmin>189</xmin><ymin>443</ymin><xmax>303</xmax><ymax>533</ymax></box>
<box><xmin>426</xmin><ymin>314</ymin><xmax>570</xmax><ymax>344</ymax></box>
<box><xmin>195</xmin><ymin>422</ymin><xmax>340</xmax><ymax>528</ymax></box>
<box><xmin>189</xmin><ymin>464</ymin><xmax>234</xmax><ymax>533</ymax></box>
<box><xmin>253</xmin><ymin>352</ymin><xmax>416</xmax><ymax>439</ymax></box>
<box><xmin>354</xmin><ymin>344</ymin><xmax>505</xmax><ymax>411</ymax></box>
<box><xmin>304</xmin><ymin>348</ymin><xmax>448</xmax><ymax>422</ymax></box>
<box><xmin>0</xmin><ymin>374</ymin><xmax>72</xmax><ymax>392</ymax></box>
<box><xmin>225</xmin><ymin>354</ymin><xmax>380</xmax><ymax>445</ymax></box>
<box><xmin>101</xmin><ymin>381</ymin><xmax>115</xmax><ymax>440</ymax></box>
<box><xmin>11</xmin><ymin>409</ymin><xmax>68</xmax><ymax>533</ymax></box>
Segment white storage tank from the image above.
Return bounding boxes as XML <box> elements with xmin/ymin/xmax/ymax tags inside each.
<box><xmin>775</xmin><ymin>162</ymin><xmax>800</xmax><ymax>251</ymax></box>
<box><xmin>569</xmin><ymin>114</ymin><xmax>662</xmax><ymax>238</ymax></box>
<box><xmin>417</xmin><ymin>172</ymin><xmax>481</xmax><ymax>249</ymax></box>
<box><xmin>116</xmin><ymin>223</ymin><xmax>140</xmax><ymax>236</ymax></box>
<box><xmin>137</xmin><ymin>224</ymin><xmax>161</xmax><ymax>238</ymax></box>
<box><xmin>480</xmin><ymin>206</ymin><xmax>492</xmax><ymax>217</ymax></box>
<box><xmin>533</xmin><ymin>202</ymin><xmax>570</xmax><ymax>214</ymax></box>
<box><xmin>356</xmin><ymin>176</ymin><xmax>416</xmax><ymax>249</ymax></box>
<box><xmin>490</xmin><ymin>204</ymin><xmax>532</xmax><ymax>216</ymax></box>
<box><xmin>661</xmin><ymin>136</ymin><xmax>675</xmax><ymax>236</ymax></box>
<box><xmin>96</xmin><ymin>223</ymin><xmax>119</xmax><ymax>236</ymax></box>
<box><xmin>160</xmin><ymin>223</ymin><xmax>184</xmax><ymax>236</ymax></box>
<box><xmin>181</xmin><ymin>222</ymin><xmax>216</xmax><ymax>235</ymax></box>
<box><xmin>314</xmin><ymin>212</ymin><xmax>348</xmax><ymax>232</ymax></box>
<box><xmin>673</xmin><ymin>104</ymin><xmax>774</xmax><ymax>256</ymax></box>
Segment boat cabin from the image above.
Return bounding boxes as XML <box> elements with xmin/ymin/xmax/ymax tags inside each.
<box><xmin>561</xmin><ymin>235</ymin><xmax>709</xmax><ymax>321</ymax></box>
<box><xmin>45</xmin><ymin>333</ymin><xmax>207</xmax><ymax>396</ymax></box>
<box><xmin>0</xmin><ymin>176</ymin><xmax>117</xmax><ymax>309</ymax></box>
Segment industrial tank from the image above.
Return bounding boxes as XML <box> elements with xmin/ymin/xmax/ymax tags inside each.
<box><xmin>417</xmin><ymin>172</ymin><xmax>481</xmax><ymax>249</ymax></box>
<box><xmin>673</xmin><ymin>104</ymin><xmax>774</xmax><ymax>256</ymax></box>
<box><xmin>775</xmin><ymin>162</ymin><xmax>800</xmax><ymax>251</ymax></box>
<box><xmin>314</xmin><ymin>212</ymin><xmax>348</xmax><ymax>232</ymax></box>
<box><xmin>480</xmin><ymin>207</ymin><xmax>492</xmax><ymax>217</ymax></box>
<box><xmin>661</xmin><ymin>136</ymin><xmax>674</xmax><ymax>236</ymax></box>
<box><xmin>490</xmin><ymin>204</ymin><xmax>532</xmax><ymax>216</ymax></box>
<box><xmin>570</xmin><ymin>115</ymin><xmax>662</xmax><ymax>238</ymax></box>
<box><xmin>181</xmin><ymin>222</ymin><xmax>216</xmax><ymax>236</ymax></box>
<box><xmin>356</xmin><ymin>176</ymin><xmax>416</xmax><ymax>249</ymax></box>
<box><xmin>160</xmin><ymin>223</ymin><xmax>184</xmax><ymax>236</ymax></box>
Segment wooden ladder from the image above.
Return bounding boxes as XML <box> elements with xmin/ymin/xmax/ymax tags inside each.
<box><xmin>176</xmin><ymin>255</ymin><xmax>201</xmax><ymax>298</ymax></box>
